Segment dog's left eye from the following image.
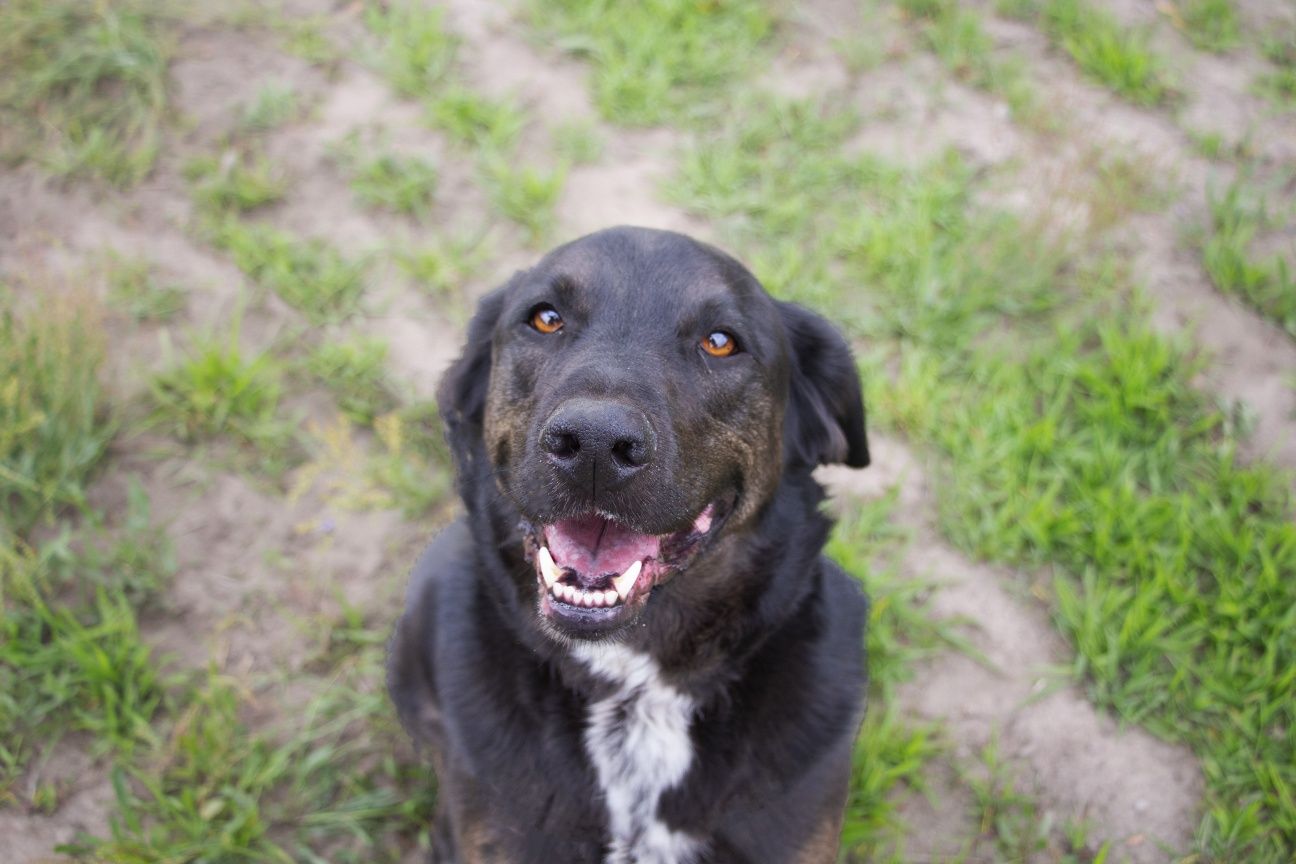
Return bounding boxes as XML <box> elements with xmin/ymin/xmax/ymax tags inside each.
<box><xmin>530</xmin><ymin>304</ymin><xmax>564</xmax><ymax>334</ymax></box>
<box><xmin>701</xmin><ymin>331</ymin><xmax>739</xmax><ymax>357</ymax></box>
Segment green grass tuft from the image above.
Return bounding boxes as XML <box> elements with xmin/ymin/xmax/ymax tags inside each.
<box><xmin>0</xmin><ymin>292</ymin><xmax>113</xmax><ymax>540</ymax></box>
<box><xmin>210</xmin><ymin>218</ymin><xmax>368</xmax><ymax>325</ymax></box>
<box><xmin>1032</xmin><ymin>0</ymin><xmax>1175</xmax><ymax>105</ymax></box>
<box><xmin>481</xmin><ymin>157</ymin><xmax>567</xmax><ymax>246</ymax></box>
<box><xmin>1178</xmin><ymin>0</ymin><xmax>1240</xmax><ymax>53</ymax></box>
<box><xmin>334</xmin><ymin>136</ymin><xmax>439</xmax><ymax>218</ymax></box>
<box><xmin>0</xmin><ymin>0</ymin><xmax>170</xmax><ymax>185</ymax></box>
<box><xmin>528</xmin><ymin>0</ymin><xmax>774</xmax><ymax>125</ymax></box>
<box><xmin>149</xmin><ymin>325</ymin><xmax>284</xmax><ymax>447</ymax></box>
<box><xmin>1255</xmin><ymin>30</ymin><xmax>1296</xmax><ymax>107</ymax></box>
<box><xmin>395</xmin><ymin>235</ymin><xmax>486</xmax><ymax>302</ymax></box>
<box><xmin>105</xmin><ymin>254</ymin><xmax>186</xmax><ymax>323</ymax></box>
<box><xmin>427</xmin><ymin>88</ymin><xmax>527</xmax><ymax>151</ymax></box>
<box><xmin>240</xmin><ymin>80</ymin><xmax>301</xmax><ymax>132</ymax></box>
<box><xmin>186</xmin><ymin>149</ymin><xmax>288</xmax><ymax>214</ymax></box>
<box><xmin>1201</xmin><ymin>181</ymin><xmax>1296</xmax><ymax>338</ymax></box>
<box><xmin>305</xmin><ymin>337</ymin><xmax>396</xmax><ymax>426</ymax></box>
<box><xmin>551</xmin><ymin>118</ymin><xmax>605</xmax><ymax>165</ymax></box>
<box><xmin>363</xmin><ymin>1</ymin><xmax>457</xmax><ymax>98</ymax></box>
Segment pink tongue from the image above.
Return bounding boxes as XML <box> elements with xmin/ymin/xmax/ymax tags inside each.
<box><xmin>545</xmin><ymin>516</ymin><xmax>660</xmax><ymax>581</ymax></box>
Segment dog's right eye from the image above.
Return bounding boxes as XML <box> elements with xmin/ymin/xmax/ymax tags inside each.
<box><xmin>529</xmin><ymin>304</ymin><xmax>564</xmax><ymax>334</ymax></box>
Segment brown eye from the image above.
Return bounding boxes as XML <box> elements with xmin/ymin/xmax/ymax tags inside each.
<box><xmin>530</xmin><ymin>304</ymin><xmax>563</xmax><ymax>334</ymax></box>
<box><xmin>702</xmin><ymin>330</ymin><xmax>738</xmax><ymax>357</ymax></box>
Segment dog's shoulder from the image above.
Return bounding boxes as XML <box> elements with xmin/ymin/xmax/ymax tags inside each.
<box><xmin>386</xmin><ymin>518</ymin><xmax>477</xmax><ymax>747</ymax></box>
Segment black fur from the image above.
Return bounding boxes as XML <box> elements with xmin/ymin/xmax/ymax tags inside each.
<box><xmin>389</xmin><ymin>227</ymin><xmax>869</xmax><ymax>863</ymax></box>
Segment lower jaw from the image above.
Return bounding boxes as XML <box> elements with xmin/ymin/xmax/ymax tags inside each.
<box><xmin>539</xmin><ymin>591</ymin><xmax>640</xmax><ymax>636</ymax></box>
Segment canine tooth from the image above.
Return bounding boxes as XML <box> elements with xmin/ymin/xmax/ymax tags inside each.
<box><xmin>603</xmin><ymin>589</ymin><xmax>618</xmax><ymax>606</ymax></box>
<box><xmin>613</xmin><ymin>560</ymin><xmax>642</xmax><ymax>600</ymax></box>
<box><xmin>538</xmin><ymin>546</ymin><xmax>562</xmax><ymax>588</ymax></box>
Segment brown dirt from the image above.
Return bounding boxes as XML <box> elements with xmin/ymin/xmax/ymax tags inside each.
<box><xmin>4</xmin><ymin>0</ymin><xmax>1294</xmax><ymax>860</ymax></box>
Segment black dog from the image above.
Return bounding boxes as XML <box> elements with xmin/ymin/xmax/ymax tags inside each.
<box><xmin>388</xmin><ymin>227</ymin><xmax>869</xmax><ymax>864</ymax></box>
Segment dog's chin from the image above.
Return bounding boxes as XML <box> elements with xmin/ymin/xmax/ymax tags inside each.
<box><xmin>521</xmin><ymin>493</ymin><xmax>735</xmax><ymax>641</ymax></box>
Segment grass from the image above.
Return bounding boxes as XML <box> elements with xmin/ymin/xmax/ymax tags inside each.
<box><xmin>1201</xmin><ymin>181</ymin><xmax>1296</xmax><ymax>338</ymax></box>
<box><xmin>480</xmin><ymin>157</ymin><xmax>567</xmax><ymax>246</ymax></box>
<box><xmin>362</xmin><ymin>1</ymin><xmax>457</xmax><ymax>99</ymax></box>
<box><xmin>0</xmin><ymin>291</ymin><xmax>113</xmax><ymax>540</ymax></box>
<box><xmin>427</xmin><ymin>88</ymin><xmax>527</xmax><ymax>151</ymax></box>
<box><xmin>669</xmin><ymin>94</ymin><xmax>1296</xmax><ymax>860</ymax></box>
<box><xmin>1255</xmin><ymin>31</ymin><xmax>1296</xmax><ymax>107</ymax></box>
<box><xmin>528</xmin><ymin>0</ymin><xmax>775</xmax><ymax>125</ymax></box>
<box><xmin>0</xmin><ymin>0</ymin><xmax>170</xmax><ymax>185</ymax></box>
<box><xmin>149</xmin><ymin>324</ymin><xmax>284</xmax><ymax>448</ymax></box>
<box><xmin>828</xmin><ymin>497</ymin><xmax>953</xmax><ymax>861</ymax></box>
<box><xmin>1176</xmin><ymin>0</ymin><xmax>1240</xmax><ymax>53</ymax></box>
<box><xmin>186</xmin><ymin>148</ymin><xmax>288</xmax><ymax>214</ymax></box>
<box><xmin>962</xmin><ymin>737</ymin><xmax>1110</xmax><ymax>862</ymax></box>
<box><xmin>305</xmin><ymin>338</ymin><xmax>396</xmax><ymax>426</ymax></box>
<box><xmin>1006</xmin><ymin>0</ymin><xmax>1175</xmax><ymax>105</ymax></box>
<box><xmin>240</xmin><ymin>80</ymin><xmax>301</xmax><ymax>133</ymax></box>
<box><xmin>333</xmin><ymin>136</ymin><xmax>439</xmax><ymax>218</ymax></box>
<box><xmin>105</xmin><ymin>255</ymin><xmax>187</xmax><ymax>323</ymax></box>
<box><xmin>395</xmin><ymin>234</ymin><xmax>486</xmax><ymax>302</ymax></box>
<box><xmin>898</xmin><ymin>0</ymin><xmax>1044</xmax><ymax>127</ymax></box>
<box><xmin>210</xmin><ymin>218</ymin><xmax>368</xmax><ymax>324</ymax></box>
<box><xmin>551</xmin><ymin>118</ymin><xmax>605</xmax><ymax>165</ymax></box>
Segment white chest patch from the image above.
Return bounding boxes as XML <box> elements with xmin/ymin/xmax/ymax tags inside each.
<box><xmin>571</xmin><ymin>643</ymin><xmax>704</xmax><ymax>864</ymax></box>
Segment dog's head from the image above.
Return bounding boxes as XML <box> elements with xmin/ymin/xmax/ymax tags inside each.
<box><xmin>439</xmin><ymin>227</ymin><xmax>867</xmax><ymax>641</ymax></box>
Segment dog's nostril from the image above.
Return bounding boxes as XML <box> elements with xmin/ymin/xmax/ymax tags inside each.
<box><xmin>544</xmin><ymin>429</ymin><xmax>581</xmax><ymax>460</ymax></box>
<box><xmin>611</xmin><ymin>437</ymin><xmax>645</xmax><ymax>468</ymax></box>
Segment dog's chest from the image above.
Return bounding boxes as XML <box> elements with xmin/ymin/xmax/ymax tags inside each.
<box><xmin>572</xmin><ymin>644</ymin><xmax>704</xmax><ymax>864</ymax></box>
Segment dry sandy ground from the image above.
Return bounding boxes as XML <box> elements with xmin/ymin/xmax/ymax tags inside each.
<box><xmin>2</xmin><ymin>0</ymin><xmax>1294</xmax><ymax>861</ymax></box>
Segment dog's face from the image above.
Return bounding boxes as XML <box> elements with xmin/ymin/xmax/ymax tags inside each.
<box><xmin>440</xmin><ymin>227</ymin><xmax>868</xmax><ymax>641</ymax></box>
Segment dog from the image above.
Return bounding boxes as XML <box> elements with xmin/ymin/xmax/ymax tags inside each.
<box><xmin>388</xmin><ymin>226</ymin><xmax>870</xmax><ymax>864</ymax></box>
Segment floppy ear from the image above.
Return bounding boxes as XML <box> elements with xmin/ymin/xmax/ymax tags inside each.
<box><xmin>437</xmin><ymin>285</ymin><xmax>507</xmax><ymax>474</ymax></box>
<box><xmin>779</xmin><ymin>301</ymin><xmax>869</xmax><ymax>469</ymax></box>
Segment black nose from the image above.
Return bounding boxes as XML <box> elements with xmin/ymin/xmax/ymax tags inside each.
<box><xmin>540</xmin><ymin>398</ymin><xmax>655</xmax><ymax>493</ymax></box>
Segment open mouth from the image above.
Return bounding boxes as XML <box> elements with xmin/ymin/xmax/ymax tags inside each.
<box><xmin>524</xmin><ymin>496</ymin><xmax>733</xmax><ymax>632</ymax></box>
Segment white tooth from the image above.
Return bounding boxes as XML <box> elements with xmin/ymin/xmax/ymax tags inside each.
<box><xmin>613</xmin><ymin>560</ymin><xmax>642</xmax><ymax>600</ymax></box>
<box><xmin>538</xmin><ymin>546</ymin><xmax>562</xmax><ymax>588</ymax></box>
<box><xmin>590</xmin><ymin>591</ymin><xmax>605</xmax><ymax>608</ymax></box>
<box><xmin>603</xmin><ymin>589</ymin><xmax>619</xmax><ymax>606</ymax></box>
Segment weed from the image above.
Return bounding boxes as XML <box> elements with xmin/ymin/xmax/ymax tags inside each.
<box><xmin>900</xmin><ymin>0</ymin><xmax>1044</xmax><ymax>125</ymax></box>
<box><xmin>551</xmin><ymin>119</ymin><xmax>604</xmax><ymax>165</ymax></box>
<box><xmin>395</xmin><ymin>234</ymin><xmax>487</xmax><ymax>301</ymax></box>
<box><xmin>363</xmin><ymin>1</ymin><xmax>457</xmax><ymax>98</ymax></box>
<box><xmin>480</xmin><ymin>156</ymin><xmax>566</xmax><ymax>245</ymax></box>
<box><xmin>1</xmin><ymin>541</ymin><xmax>166</xmax><ymax>796</ymax></box>
<box><xmin>529</xmin><ymin>0</ymin><xmax>774</xmax><ymax>125</ymax></box>
<box><xmin>1255</xmin><ymin>30</ymin><xmax>1296</xmax><ymax>107</ymax></box>
<box><xmin>0</xmin><ymin>0</ymin><xmax>170</xmax><ymax>185</ymax></box>
<box><xmin>240</xmin><ymin>80</ymin><xmax>300</xmax><ymax>132</ymax></box>
<box><xmin>105</xmin><ymin>254</ymin><xmax>186</xmax><ymax>323</ymax></box>
<box><xmin>1038</xmin><ymin>0</ymin><xmax>1175</xmax><ymax>105</ymax></box>
<box><xmin>69</xmin><ymin>662</ymin><xmax>435</xmax><ymax>862</ymax></box>
<box><xmin>1177</xmin><ymin>0</ymin><xmax>1240</xmax><ymax>53</ymax></box>
<box><xmin>305</xmin><ymin>337</ymin><xmax>396</xmax><ymax>426</ymax></box>
<box><xmin>149</xmin><ymin>324</ymin><xmax>284</xmax><ymax>447</ymax></box>
<box><xmin>210</xmin><ymin>217</ymin><xmax>368</xmax><ymax>324</ymax></box>
<box><xmin>367</xmin><ymin>405</ymin><xmax>452</xmax><ymax>518</ymax></box>
<box><xmin>0</xmin><ymin>291</ymin><xmax>112</xmax><ymax>539</ymax></box>
<box><xmin>1201</xmin><ymin>181</ymin><xmax>1296</xmax><ymax>337</ymax></box>
<box><xmin>334</xmin><ymin>136</ymin><xmax>439</xmax><ymax>218</ymax></box>
<box><xmin>186</xmin><ymin>149</ymin><xmax>288</xmax><ymax>214</ymax></box>
<box><xmin>427</xmin><ymin>87</ymin><xmax>527</xmax><ymax>151</ymax></box>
